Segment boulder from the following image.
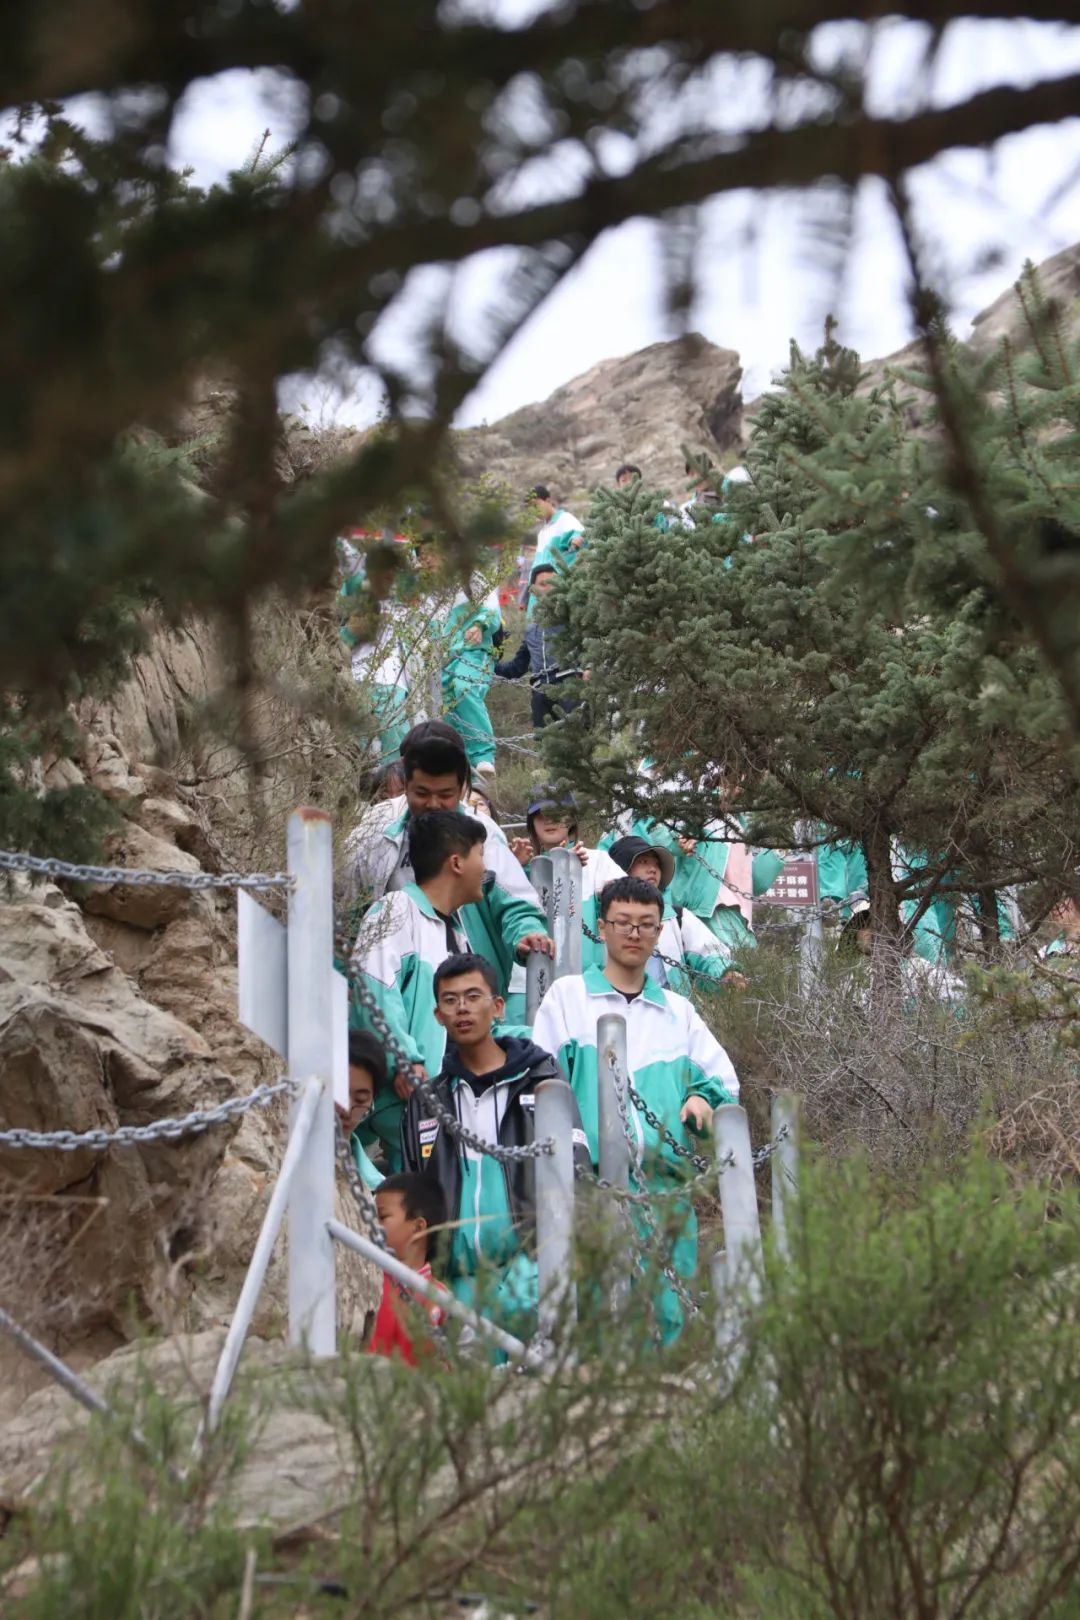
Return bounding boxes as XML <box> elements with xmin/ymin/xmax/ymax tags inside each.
<box><xmin>0</xmin><ymin>894</ymin><xmax>234</xmax><ymax>1336</ymax></box>
<box><xmin>81</xmin><ymin>821</ymin><xmax>202</xmax><ymax>930</ymax></box>
<box><xmin>0</xmin><ymin>890</ymin><xmax>378</xmax><ymax>1346</ymax></box>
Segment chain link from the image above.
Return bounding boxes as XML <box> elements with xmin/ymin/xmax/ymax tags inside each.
<box><xmin>0</xmin><ymin>1078</ymin><xmax>297</xmax><ymax>1151</ymax></box>
<box><xmin>333</xmin><ymin>1117</ymin><xmax>390</xmax><ymax>1252</ymax></box>
<box><xmin>0</xmin><ymin>848</ymin><xmax>293</xmax><ymax>892</ymax></box>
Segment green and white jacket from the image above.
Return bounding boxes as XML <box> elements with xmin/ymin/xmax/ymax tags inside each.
<box><xmin>345</xmin><ymin>795</ymin><xmax>549</xmax><ymax>995</ymax></box>
<box><xmin>531</xmin><ymin>966</ymin><xmax>739</xmax><ymax>1173</ymax></box>
<box><xmin>349</xmin><ymin>881</ymin><xmax>469</xmax><ymax>1076</ymax></box>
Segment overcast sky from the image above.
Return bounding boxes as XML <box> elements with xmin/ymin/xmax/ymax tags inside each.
<box><xmin>160</xmin><ymin>18</ymin><xmax>1080</xmax><ymax>424</ymax></box>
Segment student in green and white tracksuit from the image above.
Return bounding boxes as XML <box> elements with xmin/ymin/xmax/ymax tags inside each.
<box><xmin>533</xmin><ymin>875</ymin><xmax>739</xmax><ymax>1343</ymax></box>
<box><xmin>438</xmin><ymin>584</ymin><xmax>503</xmax><ymax>774</ymax></box>
<box><xmin>502</xmin><ymin>786</ymin><xmax>625</xmax><ymax>1020</ymax></box>
<box><xmin>525</xmin><ymin>484</ymin><xmax>585</xmax><ymax>616</ymax></box>
<box><xmin>401</xmin><ymin>951</ymin><xmax>591</xmax><ymax>1344</ymax></box>
<box><xmin>338</xmin><ymin>550</ymin><xmax>418</xmax><ymax>764</ymax></box>
<box><xmin>606</xmin><ymin>835</ymin><xmax>734</xmax><ymax>994</ymax></box>
<box><xmin>350</xmin><ymin>809</ymin><xmax>488</xmax><ymax>1171</ymax></box>
<box><xmin>344</xmin><ymin>723</ymin><xmax>553</xmax><ymax>999</ymax></box>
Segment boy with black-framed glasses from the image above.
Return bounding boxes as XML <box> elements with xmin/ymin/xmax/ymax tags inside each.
<box><xmin>531</xmin><ymin>875</ymin><xmax>739</xmax><ymax>1342</ymax></box>
<box><xmin>400</xmin><ymin>951</ymin><xmax>590</xmax><ymax>1335</ymax></box>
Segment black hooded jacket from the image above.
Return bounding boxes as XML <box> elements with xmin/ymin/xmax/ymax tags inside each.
<box><xmin>400</xmin><ymin>1033</ymin><xmax>591</xmax><ymax>1239</ymax></box>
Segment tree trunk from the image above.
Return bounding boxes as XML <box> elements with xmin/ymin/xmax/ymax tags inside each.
<box><xmin>862</xmin><ymin>819</ymin><xmax>903</xmax><ymax>999</ymax></box>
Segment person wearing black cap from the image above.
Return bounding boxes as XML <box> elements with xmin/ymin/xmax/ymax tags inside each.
<box><xmin>608</xmin><ymin>835</ymin><xmax>738</xmax><ymax>994</ymax></box>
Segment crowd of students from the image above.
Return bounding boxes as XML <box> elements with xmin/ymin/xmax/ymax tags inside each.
<box><xmin>342</xmin><ymin>717</ymin><xmax>748</xmax><ymax>1361</ymax></box>
<box><xmin>336</xmin><ymin>468</ymin><xmax>1072</xmax><ymax>1362</ymax></box>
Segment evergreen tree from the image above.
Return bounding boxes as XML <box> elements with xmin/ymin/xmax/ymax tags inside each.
<box><xmin>543</xmin><ymin>324</ymin><xmax>1080</xmax><ymax>955</ymax></box>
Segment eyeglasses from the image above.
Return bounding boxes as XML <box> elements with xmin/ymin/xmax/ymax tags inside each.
<box><xmin>603</xmin><ymin>919</ymin><xmax>661</xmax><ymax>939</ymax></box>
<box><xmin>437</xmin><ymin>990</ymin><xmax>494</xmax><ymax>1010</ymax></box>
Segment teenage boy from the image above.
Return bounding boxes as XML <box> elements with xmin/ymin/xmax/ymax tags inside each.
<box><xmin>346</xmin><ymin>721</ymin><xmax>553</xmax><ymax>995</ymax></box>
<box><xmin>401</xmin><ymin>952</ymin><xmax>590</xmax><ymax>1330</ymax></box>
<box><xmin>530</xmin><ymin>484</ymin><xmax>584</xmax><ymax>578</ymax></box>
<box><xmin>494</xmin><ymin>565</ymin><xmax>584</xmax><ymax>729</ymax></box>
<box><xmin>369</xmin><ymin>1172</ymin><xmax>448</xmax><ymax>1365</ymax></box>
<box><xmin>532</xmin><ymin>875</ymin><xmax>739</xmax><ymax>1341</ymax></box>
<box><xmin>614</xmin><ymin>463</ymin><xmax>642</xmax><ymax>488</ymax></box>
<box><xmin>350</xmin><ymin>810</ymin><xmax>484</xmax><ymax>1167</ymax></box>
<box><xmin>607</xmin><ymin>835</ymin><xmax>734</xmax><ymax>994</ymax></box>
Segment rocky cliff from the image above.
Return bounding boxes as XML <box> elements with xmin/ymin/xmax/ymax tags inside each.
<box><xmin>456</xmin><ymin>332</ymin><xmax>744</xmax><ymax>504</ymax></box>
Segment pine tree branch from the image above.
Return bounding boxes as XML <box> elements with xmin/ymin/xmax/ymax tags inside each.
<box><xmin>351</xmin><ymin>72</ymin><xmax>1080</xmax><ymax>277</ymax></box>
<box><xmin>6</xmin><ymin>0</ymin><xmax>1079</xmax><ymax>108</ymax></box>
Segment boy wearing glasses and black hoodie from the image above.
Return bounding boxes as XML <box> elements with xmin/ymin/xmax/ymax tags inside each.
<box><xmin>532</xmin><ymin>875</ymin><xmax>739</xmax><ymax>1343</ymax></box>
<box><xmin>401</xmin><ymin>951</ymin><xmax>590</xmax><ymax>1335</ymax></box>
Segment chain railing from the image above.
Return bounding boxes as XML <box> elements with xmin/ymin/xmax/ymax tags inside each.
<box><xmin>0</xmin><ymin>1078</ymin><xmax>296</xmax><ymax>1151</ymax></box>
<box><xmin>0</xmin><ymin>848</ymin><xmax>293</xmax><ymax>891</ymax></box>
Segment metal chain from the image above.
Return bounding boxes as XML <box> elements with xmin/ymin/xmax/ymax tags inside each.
<box><xmin>624</xmin><ymin>1074</ymin><xmax>711</xmax><ymax>1174</ymax></box>
<box><xmin>580</xmin><ymin>915</ymin><xmax>728</xmax><ymax>994</ymax></box>
<box><xmin>0</xmin><ymin>848</ymin><xmax>293</xmax><ymax>892</ymax></box>
<box><xmin>333</xmin><ymin>1117</ymin><xmax>390</xmax><ymax>1252</ymax></box>
<box><xmin>347</xmin><ymin>972</ymin><xmax>554</xmax><ymax>1164</ymax></box>
<box><xmin>607</xmin><ymin>1052</ymin><xmax>700</xmax><ymax>1319</ymax></box>
<box><xmin>0</xmin><ymin>1078</ymin><xmax>297</xmax><ymax>1150</ymax></box>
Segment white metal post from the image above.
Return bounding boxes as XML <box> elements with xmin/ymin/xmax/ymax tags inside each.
<box><xmin>798</xmin><ymin>910</ymin><xmax>823</xmax><ymax>1000</ymax></box>
<box><xmin>201</xmin><ymin>1076</ymin><xmax>324</xmax><ymax>1439</ymax></box>
<box><xmin>770</xmin><ymin>1092</ymin><xmax>800</xmax><ymax>1265</ymax></box>
<box><xmin>713</xmin><ymin>1104</ymin><xmax>763</xmax><ymax>1356</ymax></box>
<box><xmin>597</xmin><ymin>1014</ymin><xmax>631</xmax><ymax>1312</ymax></box>
<box><xmin>525</xmin><ymin>948</ymin><xmax>551</xmax><ymax>1025</ymax></box>
<box><xmin>549</xmin><ymin>846</ymin><xmax>577</xmax><ymax>980</ymax></box>
<box><xmin>534</xmin><ymin>1076</ymin><xmax>577</xmax><ymax>1342</ymax></box>
<box><xmin>286</xmin><ymin>808</ymin><xmax>337</xmax><ymax>1355</ymax></box>
<box><xmin>527</xmin><ymin>854</ymin><xmax>555</xmax><ymax>1023</ymax></box>
<box><xmin>597</xmin><ymin>1015</ymin><xmax>630</xmax><ymax>1190</ymax></box>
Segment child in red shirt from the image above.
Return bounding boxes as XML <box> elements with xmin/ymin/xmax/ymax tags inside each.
<box><xmin>368</xmin><ymin>1173</ymin><xmax>448</xmax><ymax>1365</ymax></box>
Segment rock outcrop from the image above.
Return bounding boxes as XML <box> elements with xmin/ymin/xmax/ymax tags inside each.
<box><xmin>456</xmin><ymin>332</ymin><xmax>744</xmax><ymax>504</ymax></box>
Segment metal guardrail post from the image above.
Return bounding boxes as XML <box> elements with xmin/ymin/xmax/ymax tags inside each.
<box><xmin>526</xmin><ymin>855</ymin><xmax>555</xmax><ymax>1023</ymax></box>
<box><xmin>798</xmin><ymin>910</ymin><xmax>823</xmax><ymax>999</ymax></box>
<box><xmin>597</xmin><ymin>1015</ymin><xmax>630</xmax><ymax>1190</ymax></box>
<box><xmin>525</xmin><ymin>948</ymin><xmax>551</xmax><ymax>1025</ymax></box>
<box><xmin>770</xmin><ymin>1092</ymin><xmax>800</xmax><ymax>1264</ymax></box>
<box><xmin>549</xmin><ymin>846</ymin><xmax>578</xmax><ymax>980</ymax></box>
<box><xmin>713</xmin><ymin>1104</ymin><xmax>763</xmax><ymax>1357</ymax></box>
<box><xmin>534</xmin><ymin>1076</ymin><xmax>577</xmax><ymax>1342</ymax></box>
<box><xmin>286</xmin><ymin>809</ymin><xmax>337</xmax><ymax>1355</ymax></box>
<box><xmin>327</xmin><ymin>1220</ymin><xmax>533</xmax><ymax>1366</ymax></box>
<box><xmin>201</xmin><ymin>1076</ymin><xmax>324</xmax><ymax>1438</ymax></box>
<box><xmin>597</xmin><ymin>1014</ymin><xmax>631</xmax><ymax>1312</ymax></box>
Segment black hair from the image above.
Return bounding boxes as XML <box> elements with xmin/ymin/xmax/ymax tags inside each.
<box><xmin>527</xmin><ymin>787</ymin><xmax>578</xmax><ymax>845</ymax></box>
<box><xmin>402</xmin><ymin>720</ymin><xmax>469</xmax><ymax>787</ymax></box>
<box><xmin>529</xmin><ymin>562</ymin><xmax>556</xmax><ymax>584</ymax></box>
<box><xmin>408</xmin><ymin>809</ymin><xmax>485</xmax><ymax>884</ymax></box>
<box><xmin>598</xmin><ymin>874</ymin><xmax>664</xmax><ymax>920</ymax></box>
<box><xmin>377</xmin><ymin>1172</ymin><xmax>447</xmax><ymax>1263</ymax></box>
<box><xmin>347</xmin><ymin>1029</ymin><xmax>388</xmax><ymax>1090</ymax></box>
<box><xmin>433</xmin><ymin>951</ymin><xmax>500</xmax><ymax>998</ymax></box>
<box><xmin>531</xmin><ymin>483</ymin><xmax>551</xmax><ymax>501</ymax></box>
<box><xmin>615</xmin><ymin>463</ymin><xmax>641</xmax><ymax>482</ymax></box>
